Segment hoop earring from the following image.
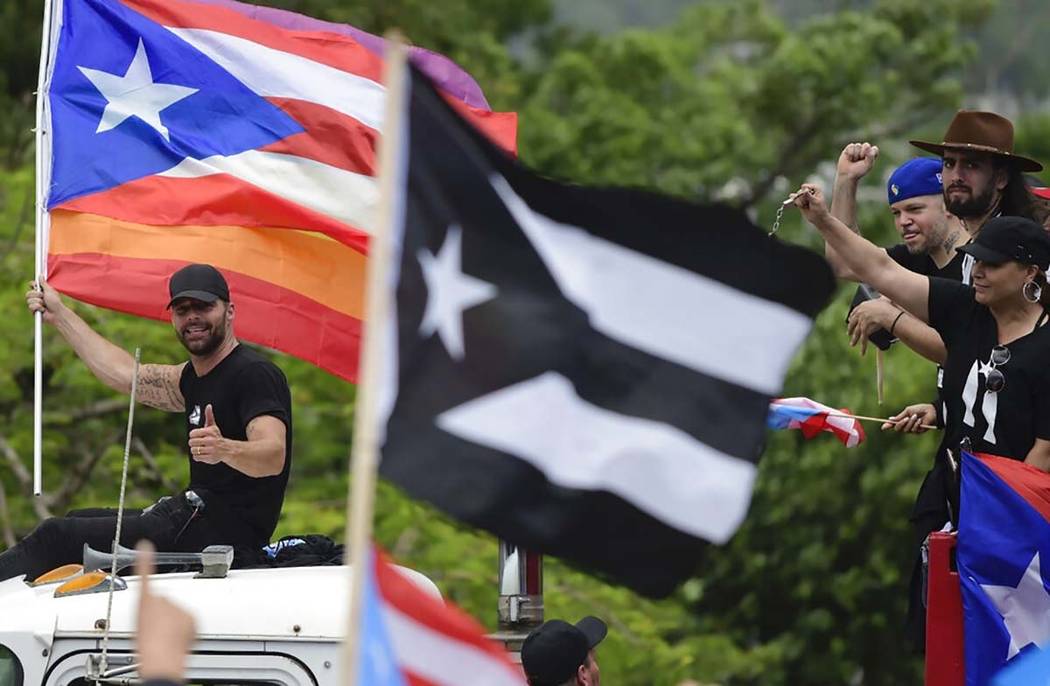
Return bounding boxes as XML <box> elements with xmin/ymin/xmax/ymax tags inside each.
<box><xmin>1023</xmin><ymin>279</ymin><xmax>1042</xmax><ymax>304</ymax></box>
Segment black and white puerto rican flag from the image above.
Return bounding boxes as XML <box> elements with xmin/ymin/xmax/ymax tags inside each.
<box><xmin>376</xmin><ymin>64</ymin><xmax>836</xmax><ymax>598</ymax></box>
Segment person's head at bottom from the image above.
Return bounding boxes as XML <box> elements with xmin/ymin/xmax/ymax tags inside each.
<box><xmin>521</xmin><ymin>616</ymin><xmax>607</xmax><ymax>686</ymax></box>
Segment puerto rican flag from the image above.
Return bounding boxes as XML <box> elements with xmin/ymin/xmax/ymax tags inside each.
<box><xmin>358</xmin><ymin>546</ymin><xmax>524</xmax><ymax>686</ymax></box>
<box><xmin>958</xmin><ymin>453</ymin><xmax>1050</xmax><ymax>685</ymax></box>
<box><xmin>41</xmin><ymin>0</ymin><xmax>515</xmax><ymax>382</ymax></box>
<box><xmin>767</xmin><ymin>397</ymin><xmax>865</xmax><ymax>447</ymax></box>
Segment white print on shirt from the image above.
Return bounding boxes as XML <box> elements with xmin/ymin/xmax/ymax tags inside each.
<box><xmin>189</xmin><ymin>404</ymin><xmax>202</xmax><ymax>426</ymax></box>
<box><xmin>961</xmin><ymin>357</ymin><xmax>998</xmax><ymax>444</ymax></box>
<box><xmin>961</xmin><ymin>254</ymin><xmax>974</xmax><ymax>286</ymax></box>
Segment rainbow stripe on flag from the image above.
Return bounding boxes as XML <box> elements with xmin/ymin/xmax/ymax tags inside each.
<box><xmin>41</xmin><ymin>0</ymin><xmax>516</xmax><ymax>382</ymax></box>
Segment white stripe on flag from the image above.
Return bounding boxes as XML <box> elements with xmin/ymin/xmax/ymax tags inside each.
<box><xmin>158</xmin><ymin>150</ymin><xmax>378</xmax><ymax>230</ymax></box>
<box><xmin>491</xmin><ymin>176</ymin><xmax>811</xmax><ymax>396</ymax></box>
<box><xmin>436</xmin><ymin>371</ymin><xmax>757</xmax><ymax>543</ymax></box>
<box><xmin>824</xmin><ymin>414</ymin><xmax>861</xmax><ymax>447</ymax></box>
<box><xmin>166</xmin><ymin>28</ymin><xmax>386</xmax><ymax>130</ymax></box>
<box><xmin>382</xmin><ymin>605</ymin><xmax>524</xmax><ymax>686</ymax></box>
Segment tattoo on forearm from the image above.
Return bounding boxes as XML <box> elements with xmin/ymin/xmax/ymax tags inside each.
<box><xmin>136</xmin><ymin>364</ymin><xmax>186</xmax><ymax>412</ymax></box>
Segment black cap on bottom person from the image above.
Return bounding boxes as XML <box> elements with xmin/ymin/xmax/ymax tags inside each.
<box><xmin>521</xmin><ymin>616</ymin><xmax>608</xmax><ymax>686</ymax></box>
<box><xmin>956</xmin><ymin>216</ymin><xmax>1050</xmax><ymax>269</ymax></box>
<box><xmin>167</xmin><ymin>264</ymin><xmax>230</xmax><ymax>308</ymax></box>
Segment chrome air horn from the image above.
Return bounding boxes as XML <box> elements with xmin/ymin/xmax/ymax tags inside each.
<box><xmin>83</xmin><ymin>542</ymin><xmax>234</xmax><ymax>578</ymax></box>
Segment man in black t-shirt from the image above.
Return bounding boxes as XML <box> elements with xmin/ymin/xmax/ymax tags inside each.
<box><xmin>2</xmin><ymin>264</ymin><xmax>292</xmax><ymax>582</ymax></box>
<box><xmin>179</xmin><ymin>334</ymin><xmax>292</xmax><ymax>547</ymax></box>
<box><xmin>827</xmin><ymin>149</ymin><xmax>968</xmax><ymax>364</ymax></box>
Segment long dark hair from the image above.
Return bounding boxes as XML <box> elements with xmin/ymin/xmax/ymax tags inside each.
<box><xmin>999</xmin><ymin>165</ymin><xmax>1050</xmax><ymax>224</ymax></box>
<box><xmin>1034</xmin><ymin>269</ymin><xmax>1050</xmax><ymax>311</ymax></box>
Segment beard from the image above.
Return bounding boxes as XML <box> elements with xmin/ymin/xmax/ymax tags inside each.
<box><xmin>944</xmin><ymin>183</ymin><xmax>997</xmax><ymax>219</ymax></box>
<box><xmin>904</xmin><ymin>239</ymin><xmax>928</xmax><ymax>256</ymax></box>
<box><xmin>905</xmin><ymin>219</ymin><xmax>951</xmax><ymax>256</ymax></box>
<box><xmin>177</xmin><ymin>319</ymin><xmax>226</xmax><ymax>356</ymax></box>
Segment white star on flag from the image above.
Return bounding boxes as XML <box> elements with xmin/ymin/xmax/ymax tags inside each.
<box><xmin>417</xmin><ymin>224</ymin><xmax>497</xmax><ymax>359</ymax></box>
<box><xmin>78</xmin><ymin>38</ymin><xmax>198</xmax><ymax>141</ymax></box>
<box><xmin>980</xmin><ymin>551</ymin><xmax>1050</xmax><ymax>660</ymax></box>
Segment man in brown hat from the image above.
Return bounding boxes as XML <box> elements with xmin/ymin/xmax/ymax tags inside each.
<box><xmin>911</xmin><ymin>110</ymin><xmax>1050</xmax><ymax>232</ymax></box>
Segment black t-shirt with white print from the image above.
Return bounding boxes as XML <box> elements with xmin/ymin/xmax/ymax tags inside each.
<box><xmin>927</xmin><ymin>277</ymin><xmax>1050</xmax><ymax>462</ymax></box>
<box><xmin>179</xmin><ymin>344</ymin><xmax>293</xmax><ymax>547</ymax></box>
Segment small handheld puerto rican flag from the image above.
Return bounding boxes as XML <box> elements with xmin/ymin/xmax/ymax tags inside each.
<box><xmin>767</xmin><ymin>397</ymin><xmax>865</xmax><ymax>447</ymax></box>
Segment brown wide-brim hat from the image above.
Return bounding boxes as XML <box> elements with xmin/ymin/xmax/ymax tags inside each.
<box><xmin>910</xmin><ymin>110</ymin><xmax>1043</xmax><ymax>173</ymax></box>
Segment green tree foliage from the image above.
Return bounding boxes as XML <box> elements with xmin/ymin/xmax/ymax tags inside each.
<box><xmin>517</xmin><ymin>0</ymin><xmax>988</xmax><ymax>208</ymax></box>
<box><xmin>0</xmin><ymin>0</ymin><xmax>1028</xmax><ymax>683</ymax></box>
<box><xmin>961</xmin><ymin>0</ymin><xmax>1050</xmax><ymax>106</ymax></box>
<box><xmin>264</xmin><ymin>0</ymin><xmax>549</xmax><ymax>107</ymax></box>
<box><xmin>0</xmin><ymin>0</ymin><xmax>43</xmax><ymax>168</ymax></box>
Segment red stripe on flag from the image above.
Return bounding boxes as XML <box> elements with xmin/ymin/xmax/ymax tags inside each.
<box><xmin>119</xmin><ymin>0</ymin><xmax>518</xmax><ymax>153</ymax></box>
<box><xmin>120</xmin><ymin>0</ymin><xmax>385</xmax><ymax>82</ymax></box>
<box><xmin>56</xmin><ymin>175</ymin><xmax>371</xmax><ymax>254</ymax></box>
<box><xmin>48</xmin><ymin>252</ymin><xmax>361</xmax><ymax>382</ymax></box>
<box><xmin>262</xmin><ymin>97</ymin><xmax>377</xmax><ymax>174</ymax></box>
<box><xmin>375</xmin><ymin>550</ymin><xmax>514</xmax><ymax>661</ymax></box>
<box><xmin>403</xmin><ymin>674</ymin><xmax>435</xmax><ymax>686</ymax></box>
<box><xmin>975</xmin><ymin>452</ymin><xmax>1050</xmax><ymax>522</ymax></box>
<box><xmin>444</xmin><ymin>97</ymin><xmax>519</xmax><ymax>157</ymax></box>
<box><xmin>267</xmin><ymin>93</ymin><xmax>516</xmax><ymax>159</ymax></box>
<box><xmin>798</xmin><ymin>414</ymin><xmax>827</xmax><ymax>439</ymax></box>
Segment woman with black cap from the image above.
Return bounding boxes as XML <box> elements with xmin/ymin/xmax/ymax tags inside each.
<box><xmin>793</xmin><ymin>184</ymin><xmax>1050</xmax><ymax>650</ymax></box>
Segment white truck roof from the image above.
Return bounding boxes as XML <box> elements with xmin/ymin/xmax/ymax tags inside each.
<box><xmin>0</xmin><ymin>564</ymin><xmax>440</xmax><ymax>640</ymax></box>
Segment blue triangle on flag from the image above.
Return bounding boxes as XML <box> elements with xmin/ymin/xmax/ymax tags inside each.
<box><xmin>356</xmin><ymin>549</ymin><xmax>408</xmax><ymax>686</ymax></box>
<box><xmin>47</xmin><ymin>0</ymin><xmax>303</xmax><ymax>207</ymax></box>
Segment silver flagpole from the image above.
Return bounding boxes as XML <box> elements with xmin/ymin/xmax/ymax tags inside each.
<box><xmin>33</xmin><ymin>0</ymin><xmax>61</xmax><ymax>496</ymax></box>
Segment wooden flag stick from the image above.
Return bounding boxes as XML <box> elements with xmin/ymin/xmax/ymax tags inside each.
<box><xmin>875</xmin><ymin>348</ymin><xmax>884</xmax><ymax>406</ymax></box>
<box><xmin>831</xmin><ymin>411</ymin><xmax>937</xmax><ymax>431</ymax></box>
<box><xmin>343</xmin><ymin>31</ymin><xmax>409</xmax><ymax>686</ymax></box>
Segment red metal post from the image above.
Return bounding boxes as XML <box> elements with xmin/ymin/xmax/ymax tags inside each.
<box><xmin>925</xmin><ymin>532</ymin><xmax>964</xmax><ymax>686</ymax></box>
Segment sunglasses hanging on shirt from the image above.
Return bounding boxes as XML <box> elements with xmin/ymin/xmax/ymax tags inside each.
<box><xmin>984</xmin><ymin>345</ymin><xmax>1010</xmax><ymax>394</ymax></box>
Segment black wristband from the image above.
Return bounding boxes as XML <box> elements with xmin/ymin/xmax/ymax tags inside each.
<box><xmin>889</xmin><ymin>310</ymin><xmax>905</xmax><ymax>337</ymax></box>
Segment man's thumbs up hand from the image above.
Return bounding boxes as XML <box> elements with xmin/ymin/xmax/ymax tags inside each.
<box><xmin>189</xmin><ymin>404</ymin><xmax>224</xmax><ymax>464</ymax></box>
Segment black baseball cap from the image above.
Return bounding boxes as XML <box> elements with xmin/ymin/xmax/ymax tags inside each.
<box><xmin>521</xmin><ymin>616</ymin><xmax>607</xmax><ymax>686</ymax></box>
<box><xmin>167</xmin><ymin>264</ymin><xmax>230</xmax><ymax>308</ymax></box>
<box><xmin>957</xmin><ymin>216</ymin><xmax>1050</xmax><ymax>270</ymax></box>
